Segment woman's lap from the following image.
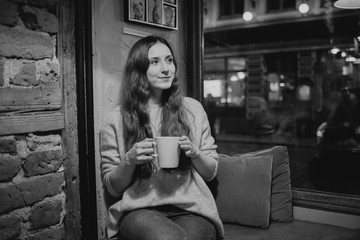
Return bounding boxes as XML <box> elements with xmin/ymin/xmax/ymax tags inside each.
<box><xmin>118</xmin><ymin>206</ymin><xmax>216</xmax><ymax>240</ymax></box>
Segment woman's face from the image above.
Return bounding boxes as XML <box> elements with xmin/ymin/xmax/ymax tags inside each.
<box><xmin>147</xmin><ymin>42</ymin><xmax>175</xmax><ymax>93</ymax></box>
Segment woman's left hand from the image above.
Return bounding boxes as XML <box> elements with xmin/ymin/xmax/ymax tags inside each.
<box><xmin>179</xmin><ymin>136</ymin><xmax>201</xmax><ymax>159</ymax></box>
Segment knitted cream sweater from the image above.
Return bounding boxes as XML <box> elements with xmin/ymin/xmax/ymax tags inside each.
<box><xmin>100</xmin><ymin>97</ymin><xmax>224</xmax><ymax>238</ymax></box>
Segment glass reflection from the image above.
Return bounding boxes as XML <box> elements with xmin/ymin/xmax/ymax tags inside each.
<box><xmin>203</xmin><ymin>0</ymin><xmax>360</xmax><ymax>196</ymax></box>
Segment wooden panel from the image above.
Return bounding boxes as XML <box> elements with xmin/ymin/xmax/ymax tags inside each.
<box><xmin>0</xmin><ymin>84</ymin><xmax>61</xmax><ymax>112</ymax></box>
<box><xmin>0</xmin><ymin>111</ymin><xmax>64</xmax><ymax>135</ymax></box>
<box><xmin>58</xmin><ymin>0</ymin><xmax>81</xmax><ymax>239</ymax></box>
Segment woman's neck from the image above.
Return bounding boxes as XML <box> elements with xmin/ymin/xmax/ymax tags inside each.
<box><xmin>149</xmin><ymin>89</ymin><xmax>162</xmax><ymax>105</ymax></box>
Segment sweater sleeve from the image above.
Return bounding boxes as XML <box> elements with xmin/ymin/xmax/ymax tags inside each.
<box><xmin>200</xmin><ymin>106</ymin><xmax>219</xmax><ymax>181</ymax></box>
<box><xmin>184</xmin><ymin>97</ymin><xmax>219</xmax><ymax>181</ymax></box>
<box><xmin>100</xmin><ymin>110</ymin><xmax>124</xmax><ymax>198</ymax></box>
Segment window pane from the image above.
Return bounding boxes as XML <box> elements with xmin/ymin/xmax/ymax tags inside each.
<box><xmin>233</xmin><ymin>0</ymin><xmax>245</xmax><ymax>15</ymax></box>
<box><xmin>219</xmin><ymin>0</ymin><xmax>231</xmax><ymax>17</ymax></box>
<box><xmin>203</xmin><ymin>0</ymin><xmax>360</xmax><ymax>199</ymax></box>
<box><xmin>204</xmin><ymin>73</ymin><xmax>226</xmax><ymax>106</ymax></box>
<box><xmin>204</xmin><ymin>58</ymin><xmax>225</xmax><ymax>72</ymax></box>
<box><xmin>267</xmin><ymin>0</ymin><xmax>281</xmax><ymax>11</ymax></box>
<box><xmin>227</xmin><ymin>72</ymin><xmax>246</xmax><ymax>106</ymax></box>
<box><xmin>282</xmin><ymin>0</ymin><xmax>296</xmax><ymax>10</ymax></box>
<box><xmin>227</xmin><ymin>57</ymin><xmax>246</xmax><ymax>71</ymax></box>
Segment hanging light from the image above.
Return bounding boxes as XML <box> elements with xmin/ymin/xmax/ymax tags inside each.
<box><xmin>330</xmin><ymin>47</ymin><xmax>340</xmax><ymax>54</ymax></box>
<box><xmin>298</xmin><ymin>3</ymin><xmax>310</xmax><ymax>14</ymax></box>
<box><xmin>243</xmin><ymin>11</ymin><xmax>253</xmax><ymax>21</ymax></box>
<box><xmin>243</xmin><ymin>0</ymin><xmax>256</xmax><ymax>22</ymax></box>
<box><xmin>334</xmin><ymin>0</ymin><xmax>360</xmax><ymax>9</ymax></box>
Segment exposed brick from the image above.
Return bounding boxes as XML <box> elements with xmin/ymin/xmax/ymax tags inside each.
<box><xmin>9</xmin><ymin>61</ymin><xmax>37</xmax><ymax>86</ymax></box>
<box><xmin>29</xmin><ymin>198</ymin><xmax>62</xmax><ymax>230</ymax></box>
<box><xmin>0</xmin><ymin>155</ymin><xmax>21</xmax><ymax>182</ymax></box>
<box><xmin>27</xmin><ymin>226</ymin><xmax>65</xmax><ymax>240</ymax></box>
<box><xmin>0</xmin><ymin>182</ymin><xmax>25</xmax><ymax>214</ymax></box>
<box><xmin>0</xmin><ymin>0</ymin><xmax>18</xmax><ymax>27</ymax></box>
<box><xmin>0</xmin><ymin>138</ymin><xmax>17</xmax><ymax>155</ymax></box>
<box><xmin>23</xmin><ymin>150</ymin><xmax>62</xmax><ymax>177</ymax></box>
<box><xmin>16</xmin><ymin>173</ymin><xmax>63</xmax><ymax>206</ymax></box>
<box><xmin>0</xmin><ymin>214</ymin><xmax>21</xmax><ymax>240</ymax></box>
<box><xmin>26</xmin><ymin>133</ymin><xmax>62</xmax><ymax>152</ymax></box>
<box><xmin>20</xmin><ymin>5</ymin><xmax>58</xmax><ymax>33</ymax></box>
<box><xmin>0</xmin><ymin>25</ymin><xmax>54</xmax><ymax>60</ymax></box>
<box><xmin>36</xmin><ymin>58</ymin><xmax>60</xmax><ymax>84</ymax></box>
<box><xmin>0</xmin><ymin>57</ymin><xmax>4</xmax><ymax>86</ymax></box>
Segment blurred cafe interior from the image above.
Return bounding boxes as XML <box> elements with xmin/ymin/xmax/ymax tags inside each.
<box><xmin>201</xmin><ymin>0</ymin><xmax>360</xmax><ymax>198</ymax></box>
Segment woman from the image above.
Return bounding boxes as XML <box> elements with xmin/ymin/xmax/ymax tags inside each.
<box><xmin>100</xmin><ymin>36</ymin><xmax>224</xmax><ymax>240</ymax></box>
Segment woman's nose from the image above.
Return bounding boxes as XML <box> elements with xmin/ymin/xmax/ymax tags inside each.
<box><xmin>161</xmin><ymin>61</ymin><xmax>169</xmax><ymax>73</ymax></box>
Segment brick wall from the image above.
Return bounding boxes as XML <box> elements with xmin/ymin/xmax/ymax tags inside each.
<box><xmin>0</xmin><ymin>0</ymin><xmax>66</xmax><ymax>239</ymax></box>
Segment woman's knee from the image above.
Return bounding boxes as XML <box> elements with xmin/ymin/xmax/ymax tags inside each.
<box><xmin>147</xmin><ymin>228</ymin><xmax>187</xmax><ymax>240</ymax></box>
<box><xmin>119</xmin><ymin>209</ymin><xmax>188</xmax><ymax>240</ymax></box>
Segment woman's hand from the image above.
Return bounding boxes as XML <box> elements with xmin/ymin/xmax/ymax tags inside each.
<box><xmin>124</xmin><ymin>138</ymin><xmax>155</xmax><ymax>165</ymax></box>
<box><xmin>179</xmin><ymin>136</ymin><xmax>201</xmax><ymax>159</ymax></box>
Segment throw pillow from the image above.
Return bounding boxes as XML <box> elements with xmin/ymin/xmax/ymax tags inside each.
<box><xmin>241</xmin><ymin>146</ymin><xmax>293</xmax><ymax>222</ymax></box>
<box><xmin>215</xmin><ymin>155</ymin><xmax>273</xmax><ymax>228</ymax></box>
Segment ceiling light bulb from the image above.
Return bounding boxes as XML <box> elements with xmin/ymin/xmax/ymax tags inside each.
<box><xmin>243</xmin><ymin>11</ymin><xmax>253</xmax><ymax>21</ymax></box>
<box><xmin>230</xmin><ymin>75</ymin><xmax>238</xmax><ymax>82</ymax></box>
<box><xmin>330</xmin><ymin>47</ymin><xmax>340</xmax><ymax>54</ymax></box>
<box><xmin>298</xmin><ymin>3</ymin><xmax>310</xmax><ymax>14</ymax></box>
<box><xmin>346</xmin><ymin>56</ymin><xmax>356</xmax><ymax>62</ymax></box>
<box><xmin>237</xmin><ymin>72</ymin><xmax>246</xmax><ymax>80</ymax></box>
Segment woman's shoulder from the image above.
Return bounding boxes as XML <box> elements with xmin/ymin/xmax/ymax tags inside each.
<box><xmin>182</xmin><ymin>97</ymin><xmax>207</xmax><ymax>122</ymax></box>
<box><xmin>183</xmin><ymin>97</ymin><xmax>203</xmax><ymax>110</ymax></box>
<box><xmin>101</xmin><ymin>106</ymin><xmax>122</xmax><ymax>133</ymax></box>
<box><xmin>106</xmin><ymin>106</ymin><xmax>122</xmax><ymax>120</ymax></box>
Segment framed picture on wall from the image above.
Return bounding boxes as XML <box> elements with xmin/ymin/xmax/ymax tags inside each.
<box><xmin>148</xmin><ymin>0</ymin><xmax>162</xmax><ymax>25</ymax></box>
<box><xmin>127</xmin><ymin>0</ymin><xmax>178</xmax><ymax>30</ymax></box>
<box><xmin>129</xmin><ymin>0</ymin><xmax>146</xmax><ymax>22</ymax></box>
<box><xmin>162</xmin><ymin>4</ymin><xmax>176</xmax><ymax>28</ymax></box>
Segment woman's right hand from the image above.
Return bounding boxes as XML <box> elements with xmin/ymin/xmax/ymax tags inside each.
<box><xmin>124</xmin><ymin>138</ymin><xmax>155</xmax><ymax>166</ymax></box>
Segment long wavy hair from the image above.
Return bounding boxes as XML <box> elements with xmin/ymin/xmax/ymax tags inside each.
<box><xmin>121</xmin><ymin>36</ymin><xmax>191</xmax><ymax>178</ymax></box>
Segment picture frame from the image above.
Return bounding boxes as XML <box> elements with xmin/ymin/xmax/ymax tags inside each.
<box><xmin>127</xmin><ymin>0</ymin><xmax>178</xmax><ymax>30</ymax></box>
<box><xmin>129</xmin><ymin>0</ymin><xmax>146</xmax><ymax>22</ymax></box>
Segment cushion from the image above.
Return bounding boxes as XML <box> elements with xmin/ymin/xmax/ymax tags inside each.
<box><xmin>240</xmin><ymin>146</ymin><xmax>293</xmax><ymax>222</ymax></box>
<box><xmin>215</xmin><ymin>155</ymin><xmax>273</xmax><ymax>228</ymax></box>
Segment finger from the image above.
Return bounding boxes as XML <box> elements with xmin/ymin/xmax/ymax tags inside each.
<box><xmin>137</xmin><ymin>155</ymin><xmax>154</xmax><ymax>162</ymax></box>
<box><xmin>179</xmin><ymin>144</ymin><xmax>191</xmax><ymax>150</ymax></box>
<box><xmin>179</xmin><ymin>139</ymin><xmax>191</xmax><ymax>145</ymax></box>
<box><xmin>137</xmin><ymin>141</ymin><xmax>156</xmax><ymax>149</ymax></box>
<box><xmin>179</xmin><ymin>136</ymin><xmax>189</xmax><ymax>141</ymax></box>
<box><xmin>143</xmin><ymin>138</ymin><xmax>154</xmax><ymax>142</ymax></box>
<box><xmin>136</xmin><ymin>147</ymin><xmax>154</xmax><ymax>156</ymax></box>
<box><xmin>185</xmin><ymin>150</ymin><xmax>193</xmax><ymax>156</ymax></box>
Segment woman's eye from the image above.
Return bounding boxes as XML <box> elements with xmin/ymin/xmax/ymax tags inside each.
<box><xmin>150</xmin><ymin>59</ymin><xmax>159</xmax><ymax>64</ymax></box>
<box><xmin>166</xmin><ymin>57</ymin><xmax>174</xmax><ymax>63</ymax></box>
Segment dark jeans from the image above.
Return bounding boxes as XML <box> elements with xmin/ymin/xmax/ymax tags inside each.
<box><xmin>114</xmin><ymin>205</ymin><xmax>217</xmax><ymax>240</ymax></box>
